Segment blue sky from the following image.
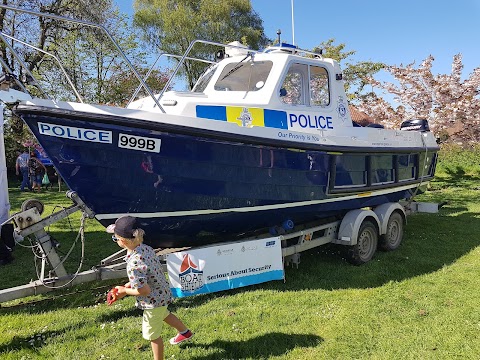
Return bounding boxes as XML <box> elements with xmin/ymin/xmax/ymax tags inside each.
<box><xmin>115</xmin><ymin>0</ymin><xmax>479</xmax><ymax>79</ymax></box>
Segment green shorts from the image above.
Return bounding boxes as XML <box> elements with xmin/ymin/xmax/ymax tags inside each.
<box><xmin>142</xmin><ymin>306</ymin><xmax>170</xmax><ymax>340</ymax></box>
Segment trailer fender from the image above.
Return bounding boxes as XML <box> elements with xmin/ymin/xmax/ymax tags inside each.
<box><xmin>337</xmin><ymin>209</ymin><xmax>380</xmax><ymax>245</ymax></box>
<box><xmin>373</xmin><ymin>203</ymin><xmax>406</xmax><ymax>236</ymax></box>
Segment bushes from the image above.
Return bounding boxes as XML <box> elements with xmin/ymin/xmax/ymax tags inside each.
<box><xmin>436</xmin><ymin>143</ymin><xmax>480</xmax><ymax>176</ymax></box>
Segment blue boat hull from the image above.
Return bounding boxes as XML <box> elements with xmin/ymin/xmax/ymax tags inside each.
<box><xmin>16</xmin><ymin>106</ymin><xmax>436</xmax><ymax>248</ymax></box>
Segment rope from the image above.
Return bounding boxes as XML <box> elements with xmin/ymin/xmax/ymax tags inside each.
<box><xmin>35</xmin><ymin>212</ymin><xmax>88</xmax><ymax>289</ymax></box>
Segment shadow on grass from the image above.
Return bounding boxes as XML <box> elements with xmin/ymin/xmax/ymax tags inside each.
<box><xmin>0</xmin><ymin>281</ymin><xmax>122</xmax><ymax>314</ymax></box>
<box><xmin>428</xmin><ymin>173</ymin><xmax>480</xmax><ymax>192</ymax></box>
<box><xmin>97</xmin><ymin>307</ymin><xmax>142</xmax><ymax>323</ymax></box>
<box><xmin>0</xmin><ymin>324</ymin><xmax>82</xmax><ymax>354</ymax></box>
<box><xmin>186</xmin><ymin>332</ymin><xmax>323</xmax><ymax>360</ymax></box>
<box><xmin>443</xmin><ymin>167</ymin><xmax>479</xmax><ymax>180</ymax></box>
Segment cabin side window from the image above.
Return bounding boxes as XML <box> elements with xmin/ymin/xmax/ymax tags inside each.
<box><xmin>280</xmin><ymin>63</ymin><xmax>330</xmax><ymax>107</ymax></box>
<box><xmin>334</xmin><ymin>155</ymin><xmax>367</xmax><ymax>188</ymax></box>
<box><xmin>331</xmin><ymin>152</ymin><xmax>435</xmax><ymax>193</ymax></box>
<box><xmin>192</xmin><ymin>65</ymin><xmax>217</xmax><ymax>92</ymax></box>
<box><xmin>398</xmin><ymin>154</ymin><xmax>416</xmax><ymax>181</ymax></box>
<box><xmin>280</xmin><ymin>63</ymin><xmax>306</xmax><ymax>105</ymax></box>
<box><xmin>309</xmin><ymin>66</ymin><xmax>329</xmax><ymax>106</ymax></box>
<box><xmin>371</xmin><ymin>155</ymin><xmax>394</xmax><ymax>185</ymax></box>
<box><xmin>214</xmin><ymin>61</ymin><xmax>273</xmax><ymax>91</ymax></box>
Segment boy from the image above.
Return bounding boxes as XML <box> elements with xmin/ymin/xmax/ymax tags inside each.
<box><xmin>108</xmin><ymin>216</ymin><xmax>193</xmax><ymax>360</ymax></box>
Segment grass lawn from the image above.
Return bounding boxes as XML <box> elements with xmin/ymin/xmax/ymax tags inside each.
<box><xmin>1</xmin><ymin>148</ymin><xmax>479</xmax><ymax>359</ymax></box>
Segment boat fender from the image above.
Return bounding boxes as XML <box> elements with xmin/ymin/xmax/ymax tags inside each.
<box><xmin>269</xmin><ymin>226</ymin><xmax>285</xmax><ymax>236</ymax></box>
<box><xmin>269</xmin><ymin>219</ymin><xmax>295</xmax><ymax>236</ymax></box>
<box><xmin>282</xmin><ymin>219</ymin><xmax>294</xmax><ymax>231</ymax></box>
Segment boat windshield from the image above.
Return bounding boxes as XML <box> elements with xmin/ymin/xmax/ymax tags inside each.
<box><xmin>214</xmin><ymin>61</ymin><xmax>273</xmax><ymax>92</ymax></box>
<box><xmin>192</xmin><ymin>65</ymin><xmax>218</xmax><ymax>92</ymax></box>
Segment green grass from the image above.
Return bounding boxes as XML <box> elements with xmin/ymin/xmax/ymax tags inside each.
<box><xmin>1</xmin><ymin>151</ymin><xmax>480</xmax><ymax>359</ymax></box>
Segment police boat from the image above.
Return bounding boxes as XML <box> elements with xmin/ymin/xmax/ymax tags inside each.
<box><xmin>0</xmin><ymin>8</ymin><xmax>438</xmax><ymax>248</ymax></box>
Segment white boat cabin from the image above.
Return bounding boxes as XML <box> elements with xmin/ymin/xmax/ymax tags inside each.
<box><xmin>129</xmin><ymin>42</ymin><xmax>353</xmax><ymax>137</ymax></box>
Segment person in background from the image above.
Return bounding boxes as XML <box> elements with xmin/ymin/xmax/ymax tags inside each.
<box><xmin>108</xmin><ymin>216</ymin><xmax>193</xmax><ymax>360</ymax></box>
<box><xmin>15</xmin><ymin>149</ymin><xmax>31</xmax><ymax>191</ymax></box>
<box><xmin>0</xmin><ymin>224</ymin><xmax>14</xmax><ymax>266</ymax></box>
<box><xmin>28</xmin><ymin>152</ymin><xmax>46</xmax><ymax>192</ymax></box>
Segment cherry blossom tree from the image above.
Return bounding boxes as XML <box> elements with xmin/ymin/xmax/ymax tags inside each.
<box><xmin>357</xmin><ymin>54</ymin><xmax>480</xmax><ymax>143</ymax></box>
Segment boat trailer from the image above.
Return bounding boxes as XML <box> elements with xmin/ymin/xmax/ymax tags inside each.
<box><xmin>0</xmin><ymin>192</ymin><xmax>440</xmax><ymax>304</ymax></box>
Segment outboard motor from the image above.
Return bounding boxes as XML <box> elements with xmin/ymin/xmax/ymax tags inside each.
<box><xmin>400</xmin><ymin>119</ymin><xmax>430</xmax><ymax>132</ymax></box>
<box><xmin>367</xmin><ymin>123</ymin><xmax>384</xmax><ymax>129</ymax></box>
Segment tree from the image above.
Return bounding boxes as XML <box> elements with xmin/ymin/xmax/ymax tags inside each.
<box><xmin>313</xmin><ymin>39</ymin><xmax>384</xmax><ymax>101</ymax></box>
<box><xmin>0</xmin><ymin>0</ymin><xmax>171</xmax><ymax>167</ymax></box>
<box><xmin>133</xmin><ymin>0</ymin><xmax>270</xmax><ymax>89</ymax></box>
<box><xmin>357</xmin><ymin>54</ymin><xmax>480</xmax><ymax>143</ymax></box>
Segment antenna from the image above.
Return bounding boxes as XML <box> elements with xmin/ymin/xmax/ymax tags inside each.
<box><xmin>276</xmin><ymin>29</ymin><xmax>281</xmax><ymax>44</ymax></box>
<box><xmin>291</xmin><ymin>0</ymin><xmax>295</xmax><ymax>45</ymax></box>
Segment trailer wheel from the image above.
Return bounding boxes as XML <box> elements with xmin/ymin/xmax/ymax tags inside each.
<box><xmin>379</xmin><ymin>211</ymin><xmax>404</xmax><ymax>251</ymax></box>
<box><xmin>346</xmin><ymin>220</ymin><xmax>378</xmax><ymax>265</ymax></box>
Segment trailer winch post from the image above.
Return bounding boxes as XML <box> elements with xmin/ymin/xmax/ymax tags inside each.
<box><xmin>0</xmin><ymin>192</ymin><xmax>128</xmax><ymax>304</ymax></box>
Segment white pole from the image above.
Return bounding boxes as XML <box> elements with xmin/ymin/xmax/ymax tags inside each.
<box><xmin>0</xmin><ymin>106</ymin><xmax>10</xmax><ymax>224</ymax></box>
<box><xmin>291</xmin><ymin>0</ymin><xmax>295</xmax><ymax>45</ymax></box>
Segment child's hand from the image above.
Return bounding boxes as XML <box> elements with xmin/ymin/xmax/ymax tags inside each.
<box><xmin>114</xmin><ymin>285</ymin><xmax>128</xmax><ymax>299</ymax></box>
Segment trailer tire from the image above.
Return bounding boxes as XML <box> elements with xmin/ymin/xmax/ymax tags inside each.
<box><xmin>379</xmin><ymin>211</ymin><xmax>404</xmax><ymax>251</ymax></box>
<box><xmin>346</xmin><ymin>220</ymin><xmax>378</xmax><ymax>265</ymax></box>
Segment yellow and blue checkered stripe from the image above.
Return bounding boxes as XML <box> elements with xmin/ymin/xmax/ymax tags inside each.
<box><xmin>196</xmin><ymin>105</ymin><xmax>288</xmax><ymax>129</ymax></box>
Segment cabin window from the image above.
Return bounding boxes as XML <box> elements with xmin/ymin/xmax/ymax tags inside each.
<box><xmin>309</xmin><ymin>66</ymin><xmax>329</xmax><ymax>106</ymax></box>
<box><xmin>280</xmin><ymin>63</ymin><xmax>306</xmax><ymax>105</ymax></box>
<box><xmin>334</xmin><ymin>155</ymin><xmax>367</xmax><ymax>188</ymax></box>
<box><xmin>371</xmin><ymin>155</ymin><xmax>394</xmax><ymax>184</ymax></box>
<box><xmin>398</xmin><ymin>154</ymin><xmax>416</xmax><ymax>181</ymax></box>
<box><xmin>192</xmin><ymin>65</ymin><xmax>217</xmax><ymax>92</ymax></box>
<box><xmin>214</xmin><ymin>61</ymin><xmax>273</xmax><ymax>91</ymax></box>
<box><xmin>280</xmin><ymin>63</ymin><xmax>330</xmax><ymax>107</ymax></box>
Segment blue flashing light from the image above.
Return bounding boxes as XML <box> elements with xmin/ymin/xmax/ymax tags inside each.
<box><xmin>278</xmin><ymin>42</ymin><xmax>298</xmax><ymax>49</ymax></box>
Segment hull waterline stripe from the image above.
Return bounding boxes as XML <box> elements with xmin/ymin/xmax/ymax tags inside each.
<box><xmin>94</xmin><ymin>183</ymin><xmax>418</xmax><ymax>220</ymax></box>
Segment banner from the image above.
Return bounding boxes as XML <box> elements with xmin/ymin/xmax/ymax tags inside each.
<box><xmin>167</xmin><ymin>237</ymin><xmax>284</xmax><ymax>297</ymax></box>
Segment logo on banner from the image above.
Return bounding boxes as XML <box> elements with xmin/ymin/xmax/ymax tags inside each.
<box><xmin>179</xmin><ymin>254</ymin><xmax>204</xmax><ymax>293</ymax></box>
<box><xmin>265</xmin><ymin>240</ymin><xmax>276</xmax><ymax>247</ymax></box>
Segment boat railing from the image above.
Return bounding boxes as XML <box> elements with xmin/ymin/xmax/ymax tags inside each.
<box><xmin>0</xmin><ymin>4</ymin><xmax>164</xmax><ymax>111</ymax></box>
<box><xmin>0</xmin><ymin>31</ymin><xmax>84</xmax><ymax>103</ymax></box>
<box><xmin>127</xmin><ymin>52</ymin><xmax>217</xmax><ymax>107</ymax></box>
<box><xmin>0</xmin><ymin>4</ymin><xmax>262</xmax><ymax>113</ymax></box>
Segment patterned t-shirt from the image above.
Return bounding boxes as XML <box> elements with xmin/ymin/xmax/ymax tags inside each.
<box><xmin>16</xmin><ymin>153</ymin><xmax>29</xmax><ymax>169</ymax></box>
<box><xmin>125</xmin><ymin>243</ymin><xmax>173</xmax><ymax>310</ymax></box>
